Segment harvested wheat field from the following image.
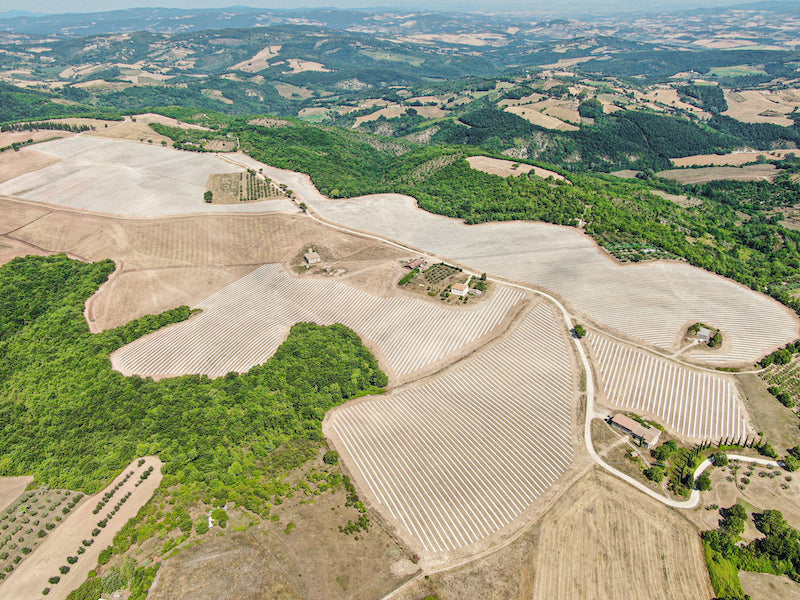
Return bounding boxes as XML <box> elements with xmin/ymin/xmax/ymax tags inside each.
<box><xmin>0</xmin><ymin>457</ymin><xmax>161</xmax><ymax>600</ymax></box>
<box><xmin>657</xmin><ymin>164</ymin><xmax>780</xmax><ymax>184</ymax></box>
<box><xmin>111</xmin><ymin>264</ymin><xmax>525</xmax><ymax>380</ymax></box>
<box><xmin>671</xmin><ymin>149</ymin><xmax>798</xmax><ymax>167</ymax></box>
<box><xmin>0</xmin><ymin>149</ymin><xmax>61</xmax><ymax>184</ymax></box>
<box><xmin>268</xmin><ymin>170</ymin><xmax>799</xmax><ymax>365</ymax></box>
<box><xmin>85</xmin><ymin>117</ymin><xmax>174</xmax><ymax>146</ymax></box>
<box><xmin>504</xmin><ymin>105</ymin><xmax>579</xmax><ymax>130</ymax></box>
<box><xmin>723</xmin><ymin>89</ymin><xmax>799</xmax><ymax>126</ymax></box>
<box><xmin>529</xmin><ymin>469</ymin><xmax>712</xmax><ymax>600</ymax></box>
<box><xmin>589</xmin><ymin>333</ymin><xmax>748</xmax><ymax>440</ymax></box>
<box><xmin>0</xmin><ymin>129</ymin><xmax>72</xmax><ymax>148</ymax></box>
<box><xmin>466</xmin><ymin>155</ymin><xmax>567</xmax><ymax>181</ymax></box>
<box><xmin>0</xmin><ymin>136</ymin><xmax>297</xmax><ymax>216</ymax></box>
<box><xmin>325</xmin><ymin>302</ymin><xmax>576</xmax><ymax>557</ymax></box>
<box><xmin>2</xmin><ymin>202</ymin><xmax>394</xmax><ymax>330</ymax></box>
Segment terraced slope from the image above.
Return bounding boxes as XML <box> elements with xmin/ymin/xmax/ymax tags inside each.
<box><xmin>111</xmin><ymin>264</ymin><xmax>525</xmax><ymax>379</ymax></box>
<box><xmin>325</xmin><ymin>302</ymin><xmax>576</xmax><ymax>554</ymax></box>
<box><xmin>589</xmin><ymin>333</ymin><xmax>748</xmax><ymax>441</ymax></box>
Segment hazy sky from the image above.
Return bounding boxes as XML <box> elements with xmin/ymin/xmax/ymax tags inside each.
<box><xmin>0</xmin><ymin>0</ymin><xmax>788</xmax><ymax>15</ymax></box>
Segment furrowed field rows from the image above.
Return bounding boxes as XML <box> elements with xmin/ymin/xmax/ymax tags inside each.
<box><xmin>327</xmin><ymin>302</ymin><xmax>575</xmax><ymax>553</ymax></box>
<box><xmin>590</xmin><ymin>334</ymin><xmax>748</xmax><ymax>440</ymax></box>
<box><xmin>111</xmin><ymin>264</ymin><xmax>524</xmax><ymax>379</ymax></box>
<box><xmin>265</xmin><ymin>175</ymin><xmax>799</xmax><ymax>365</ymax></box>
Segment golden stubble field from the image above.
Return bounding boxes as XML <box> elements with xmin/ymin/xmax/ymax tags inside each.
<box><xmin>0</xmin><ymin>198</ymin><xmax>402</xmax><ymax>331</ymax></box>
<box><xmin>395</xmin><ymin>469</ymin><xmax>713</xmax><ymax>600</ymax></box>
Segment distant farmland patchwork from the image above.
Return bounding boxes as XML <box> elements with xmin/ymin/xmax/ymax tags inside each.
<box><xmin>326</xmin><ymin>302</ymin><xmax>576</xmax><ymax>553</ymax></box>
<box><xmin>589</xmin><ymin>334</ymin><xmax>748</xmax><ymax>441</ymax></box>
<box><xmin>111</xmin><ymin>264</ymin><xmax>525</xmax><ymax>379</ymax></box>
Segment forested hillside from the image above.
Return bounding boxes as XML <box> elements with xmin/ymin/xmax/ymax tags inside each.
<box><xmin>0</xmin><ymin>254</ymin><xmax>386</xmax><ymax>515</ymax></box>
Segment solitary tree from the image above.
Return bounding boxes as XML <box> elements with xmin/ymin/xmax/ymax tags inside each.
<box><xmin>574</xmin><ymin>324</ymin><xmax>587</xmax><ymax>338</ymax></box>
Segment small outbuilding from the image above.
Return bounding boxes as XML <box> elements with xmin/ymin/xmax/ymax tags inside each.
<box><xmin>609</xmin><ymin>413</ymin><xmax>662</xmax><ymax>448</ymax></box>
<box><xmin>696</xmin><ymin>327</ymin><xmax>712</xmax><ymax>343</ymax></box>
<box><xmin>451</xmin><ymin>283</ymin><xmax>469</xmax><ymax>297</ymax></box>
<box><xmin>304</xmin><ymin>250</ymin><xmax>321</xmax><ymax>265</ymax></box>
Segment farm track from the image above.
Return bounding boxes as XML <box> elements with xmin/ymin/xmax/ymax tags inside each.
<box><xmin>589</xmin><ymin>333</ymin><xmax>748</xmax><ymax>440</ymax></box>
<box><xmin>111</xmin><ymin>264</ymin><xmax>525</xmax><ymax>379</ymax></box>
<box><xmin>326</xmin><ymin>302</ymin><xmax>576</xmax><ymax>554</ymax></box>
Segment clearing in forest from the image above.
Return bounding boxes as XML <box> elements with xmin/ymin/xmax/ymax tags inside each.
<box><xmin>325</xmin><ymin>302</ymin><xmax>576</xmax><ymax>556</ymax></box>
<box><xmin>110</xmin><ymin>264</ymin><xmax>525</xmax><ymax>380</ymax></box>
<box><xmin>466</xmin><ymin>156</ymin><xmax>567</xmax><ymax>181</ymax></box>
<box><xmin>657</xmin><ymin>164</ymin><xmax>780</xmax><ymax>185</ymax></box>
<box><xmin>589</xmin><ymin>333</ymin><xmax>749</xmax><ymax>441</ymax></box>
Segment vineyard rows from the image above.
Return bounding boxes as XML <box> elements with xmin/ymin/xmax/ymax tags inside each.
<box><xmin>326</xmin><ymin>302</ymin><xmax>576</xmax><ymax>553</ymax></box>
<box><xmin>589</xmin><ymin>334</ymin><xmax>748</xmax><ymax>440</ymax></box>
<box><xmin>111</xmin><ymin>264</ymin><xmax>525</xmax><ymax>379</ymax></box>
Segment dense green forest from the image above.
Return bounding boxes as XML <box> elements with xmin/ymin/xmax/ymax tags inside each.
<box><xmin>0</xmin><ymin>254</ymin><xmax>386</xmax><ymax>516</ymax></box>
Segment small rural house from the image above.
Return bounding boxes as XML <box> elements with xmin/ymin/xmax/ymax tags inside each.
<box><xmin>609</xmin><ymin>414</ymin><xmax>662</xmax><ymax>448</ymax></box>
<box><xmin>451</xmin><ymin>283</ymin><xmax>469</xmax><ymax>297</ymax></box>
<box><xmin>406</xmin><ymin>257</ymin><xmax>427</xmax><ymax>270</ymax></box>
<box><xmin>304</xmin><ymin>250</ymin><xmax>321</xmax><ymax>265</ymax></box>
<box><xmin>696</xmin><ymin>327</ymin><xmax>712</xmax><ymax>343</ymax></box>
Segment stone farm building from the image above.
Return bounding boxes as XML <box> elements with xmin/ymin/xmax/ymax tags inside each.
<box><xmin>451</xmin><ymin>283</ymin><xmax>469</xmax><ymax>297</ymax></box>
<box><xmin>610</xmin><ymin>414</ymin><xmax>662</xmax><ymax>448</ymax></box>
<box><xmin>304</xmin><ymin>250</ymin><xmax>321</xmax><ymax>265</ymax></box>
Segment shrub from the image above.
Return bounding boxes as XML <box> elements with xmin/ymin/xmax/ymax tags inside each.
<box><xmin>48</xmin><ymin>576</ymin><xmax>59</xmax><ymax>584</ymax></box>
<box><xmin>59</xmin><ymin>565</ymin><xmax>69</xmax><ymax>574</ymax></box>
<box><xmin>21</xmin><ymin>547</ymin><xmax>31</xmax><ymax>555</ymax></box>
<box><xmin>696</xmin><ymin>473</ymin><xmax>712</xmax><ymax>491</ymax></box>
<box><xmin>783</xmin><ymin>455</ymin><xmax>799</xmax><ymax>472</ymax></box>
<box><xmin>195</xmin><ymin>518</ymin><xmax>209</xmax><ymax>535</ymax></box>
<box><xmin>42</xmin><ymin>588</ymin><xmax>50</xmax><ymax>595</ymax></box>
<box><xmin>711</xmin><ymin>452</ymin><xmax>728</xmax><ymax>467</ymax></box>
<box><xmin>644</xmin><ymin>466</ymin><xmax>665</xmax><ymax>482</ymax></box>
<box><xmin>97</xmin><ymin>546</ymin><xmax>112</xmax><ymax>566</ymax></box>
<box><xmin>323</xmin><ymin>451</ymin><xmax>339</xmax><ymax>465</ymax></box>
<box><xmin>66</xmin><ymin>556</ymin><xmax>77</xmax><ymax>564</ymax></box>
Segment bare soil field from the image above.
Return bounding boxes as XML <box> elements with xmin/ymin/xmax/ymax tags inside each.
<box><xmin>0</xmin><ymin>130</ymin><xmax>72</xmax><ymax>148</ymax></box>
<box><xmin>230</xmin><ymin>44</ymin><xmax>282</xmax><ymax>72</ymax></box>
<box><xmin>283</xmin><ymin>59</ymin><xmax>331</xmax><ymax>73</ymax></box>
<box><xmin>397</xmin><ymin>468</ymin><xmax>712</xmax><ymax>600</ymax></box>
<box><xmin>588</xmin><ymin>333</ymin><xmax>749</xmax><ymax>441</ymax></box>
<box><xmin>0</xmin><ymin>475</ymin><xmax>33</xmax><ymax>512</ymax></box>
<box><xmin>353</xmin><ymin>105</ymin><xmax>404</xmax><ymax>126</ymax></box>
<box><xmin>671</xmin><ymin>149</ymin><xmax>798</xmax><ymax>167</ymax></box>
<box><xmin>148</xmin><ymin>448</ymin><xmax>417</xmax><ymax>600</ymax></box>
<box><xmin>110</xmin><ymin>263</ymin><xmax>525</xmax><ymax>380</ymax></box>
<box><xmin>651</xmin><ymin>189</ymin><xmax>703</xmax><ymax>207</ymax></box>
<box><xmin>737</xmin><ymin>373</ymin><xmax>799</xmax><ymax>451</ymax></box>
<box><xmin>723</xmin><ymin>89</ymin><xmax>799</xmax><ymax>126</ymax></box>
<box><xmin>741</xmin><ymin>572</ymin><xmax>800</xmax><ymax>600</ymax></box>
<box><xmin>325</xmin><ymin>302</ymin><xmax>577</xmax><ymax>559</ymax></box>
<box><xmin>657</xmin><ymin>164</ymin><xmax>780</xmax><ymax>184</ymax></box>
<box><xmin>85</xmin><ymin>117</ymin><xmax>174</xmax><ymax>146</ymax></box>
<box><xmin>261</xmin><ymin>163</ymin><xmax>800</xmax><ymax>365</ymax></box>
<box><xmin>0</xmin><ymin>457</ymin><xmax>161</xmax><ymax>600</ymax></box>
<box><xmin>466</xmin><ymin>155</ymin><xmax>567</xmax><ymax>181</ymax></box>
<box><xmin>0</xmin><ymin>137</ymin><xmax>297</xmax><ymax>216</ymax></box>
<box><xmin>0</xmin><ymin>150</ymin><xmax>60</xmax><ymax>184</ymax></box>
<box><xmin>2</xmin><ymin>202</ymin><xmax>394</xmax><ymax>330</ymax></box>
<box><xmin>643</xmin><ymin>86</ymin><xmax>711</xmax><ymax>117</ymax></box>
<box><xmin>274</xmin><ymin>82</ymin><xmax>313</xmax><ymax>100</ymax></box>
<box><xmin>503</xmin><ymin>105</ymin><xmax>579</xmax><ymax>130</ymax></box>
<box><xmin>690</xmin><ymin>460</ymin><xmax>800</xmax><ymax>535</ymax></box>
